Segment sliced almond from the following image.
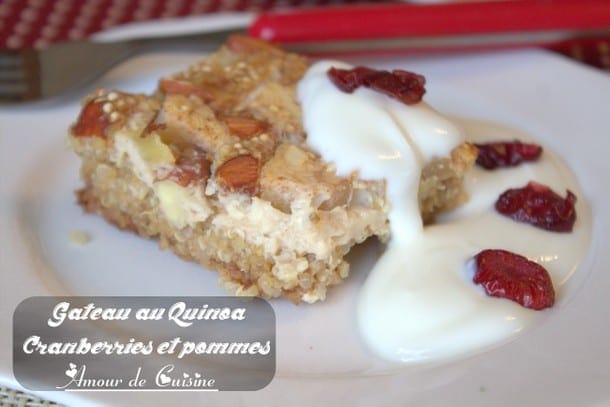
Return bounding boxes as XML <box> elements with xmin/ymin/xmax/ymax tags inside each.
<box><xmin>223</xmin><ymin>116</ymin><xmax>268</xmax><ymax>138</ymax></box>
<box><xmin>72</xmin><ymin>100</ymin><xmax>109</xmax><ymax>138</ymax></box>
<box><xmin>159</xmin><ymin>78</ymin><xmax>213</xmax><ymax>102</ymax></box>
<box><xmin>226</xmin><ymin>35</ymin><xmax>278</xmax><ymax>54</ymax></box>
<box><xmin>216</xmin><ymin>154</ymin><xmax>259</xmax><ymax>195</ymax></box>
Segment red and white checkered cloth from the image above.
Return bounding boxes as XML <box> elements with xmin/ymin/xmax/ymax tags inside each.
<box><xmin>0</xmin><ymin>0</ymin><xmax>385</xmax><ymax>49</ymax></box>
<box><xmin>1</xmin><ymin>0</ymin><xmax>608</xmax><ymax>70</ymax></box>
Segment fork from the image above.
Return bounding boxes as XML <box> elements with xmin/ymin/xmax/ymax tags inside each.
<box><xmin>0</xmin><ymin>28</ymin><xmax>240</xmax><ymax>104</ymax></box>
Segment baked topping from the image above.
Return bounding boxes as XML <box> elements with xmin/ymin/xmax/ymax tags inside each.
<box><xmin>473</xmin><ymin>249</ymin><xmax>555</xmax><ymax>310</ymax></box>
<box><xmin>475</xmin><ymin>140</ymin><xmax>543</xmax><ymax>169</ymax></box>
<box><xmin>259</xmin><ymin>143</ymin><xmax>352</xmax><ymax>213</ymax></box>
<box><xmin>495</xmin><ymin>181</ymin><xmax>577</xmax><ymax>232</ymax></box>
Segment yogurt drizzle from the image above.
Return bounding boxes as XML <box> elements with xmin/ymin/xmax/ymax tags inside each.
<box><xmin>298</xmin><ymin>61</ymin><xmax>590</xmax><ymax>363</ymax></box>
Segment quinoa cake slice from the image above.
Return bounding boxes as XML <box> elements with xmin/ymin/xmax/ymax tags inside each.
<box><xmin>69</xmin><ymin>36</ymin><xmax>477</xmax><ymax>303</ymax></box>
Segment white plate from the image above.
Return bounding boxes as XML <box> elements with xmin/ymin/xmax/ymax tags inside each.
<box><xmin>1</xmin><ymin>17</ymin><xmax>610</xmax><ymax>407</ymax></box>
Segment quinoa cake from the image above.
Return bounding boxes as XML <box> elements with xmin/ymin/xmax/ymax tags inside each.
<box><xmin>69</xmin><ymin>36</ymin><xmax>477</xmax><ymax>303</ymax></box>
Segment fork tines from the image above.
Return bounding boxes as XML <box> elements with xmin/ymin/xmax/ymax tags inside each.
<box><xmin>0</xmin><ymin>49</ymin><xmax>40</xmax><ymax>102</ymax></box>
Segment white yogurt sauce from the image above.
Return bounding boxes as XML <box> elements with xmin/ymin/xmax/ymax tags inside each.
<box><xmin>298</xmin><ymin>61</ymin><xmax>463</xmax><ymax>243</ymax></box>
<box><xmin>298</xmin><ymin>61</ymin><xmax>591</xmax><ymax>363</ymax></box>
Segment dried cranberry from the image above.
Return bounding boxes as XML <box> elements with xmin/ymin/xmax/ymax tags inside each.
<box><xmin>475</xmin><ymin>140</ymin><xmax>543</xmax><ymax>169</ymax></box>
<box><xmin>495</xmin><ymin>181</ymin><xmax>577</xmax><ymax>232</ymax></box>
<box><xmin>473</xmin><ymin>249</ymin><xmax>555</xmax><ymax>310</ymax></box>
<box><xmin>327</xmin><ymin>66</ymin><xmax>426</xmax><ymax>105</ymax></box>
<box><xmin>72</xmin><ymin>100</ymin><xmax>110</xmax><ymax>139</ymax></box>
<box><xmin>327</xmin><ymin>66</ymin><xmax>369</xmax><ymax>92</ymax></box>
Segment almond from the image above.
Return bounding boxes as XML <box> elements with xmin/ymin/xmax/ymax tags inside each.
<box><xmin>223</xmin><ymin>116</ymin><xmax>268</xmax><ymax>138</ymax></box>
<box><xmin>226</xmin><ymin>35</ymin><xmax>277</xmax><ymax>54</ymax></box>
<box><xmin>216</xmin><ymin>154</ymin><xmax>259</xmax><ymax>195</ymax></box>
<box><xmin>159</xmin><ymin>78</ymin><xmax>213</xmax><ymax>102</ymax></box>
<box><xmin>72</xmin><ymin>100</ymin><xmax>109</xmax><ymax>138</ymax></box>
